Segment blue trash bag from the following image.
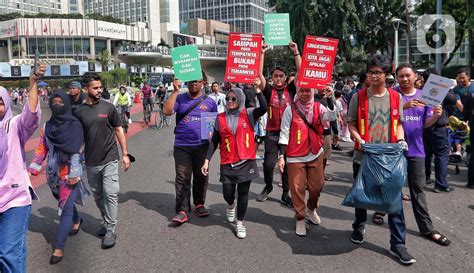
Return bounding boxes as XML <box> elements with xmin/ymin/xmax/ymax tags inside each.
<box><xmin>342</xmin><ymin>143</ymin><xmax>407</xmax><ymax>215</ymax></box>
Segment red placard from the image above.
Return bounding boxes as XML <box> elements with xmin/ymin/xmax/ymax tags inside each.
<box><xmin>297</xmin><ymin>36</ymin><xmax>339</xmax><ymax>89</ymax></box>
<box><xmin>225</xmin><ymin>33</ymin><xmax>262</xmax><ymax>83</ymax></box>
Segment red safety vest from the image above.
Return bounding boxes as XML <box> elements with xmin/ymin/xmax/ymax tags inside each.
<box><xmin>287</xmin><ymin>103</ymin><xmax>324</xmax><ymax>157</ymax></box>
<box><xmin>355</xmin><ymin>88</ymin><xmax>400</xmax><ymax>150</ymax></box>
<box><xmin>218</xmin><ymin>109</ymin><xmax>256</xmax><ymax>165</ymax></box>
<box><xmin>266</xmin><ymin>87</ymin><xmax>291</xmax><ymax>132</ymax></box>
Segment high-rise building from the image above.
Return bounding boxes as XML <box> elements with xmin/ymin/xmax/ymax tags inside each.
<box><xmin>179</xmin><ymin>0</ymin><xmax>268</xmax><ymax>34</ymax></box>
<box><xmin>82</xmin><ymin>0</ymin><xmax>160</xmax><ymax>44</ymax></box>
<box><xmin>0</xmin><ymin>0</ymin><xmax>69</xmax><ymax>14</ymax></box>
<box><xmin>67</xmin><ymin>0</ymin><xmax>84</xmax><ymax>14</ymax></box>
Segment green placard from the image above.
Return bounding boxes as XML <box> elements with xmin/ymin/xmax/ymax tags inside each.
<box><xmin>264</xmin><ymin>13</ymin><xmax>291</xmax><ymax>46</ymax></box>
<box><xmin>170</xmin><ymin>44</ymin><xmax>203</xmax><ymax>82</ymax></box>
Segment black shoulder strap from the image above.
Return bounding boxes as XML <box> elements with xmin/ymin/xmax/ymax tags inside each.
<box><xmin>291</xmin><ymin>102</ymin><xmax>319</xmax><ymax>134</ymax></box>
<box><xmin>176</xmin><ymin>94</ymin><xmax>208</xmax><ymax>125</ymax></box>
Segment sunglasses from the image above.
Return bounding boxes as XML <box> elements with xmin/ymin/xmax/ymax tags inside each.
<box><xmin>225</xmin><ymin>97</ymin><xmax>237</xmax><ymax>102</ymax></box>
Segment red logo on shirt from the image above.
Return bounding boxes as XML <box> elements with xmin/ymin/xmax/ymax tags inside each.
<box><xmin>98</xmin><ymin>114</ymin><xmax>108</xmax><ymax>118</ymax></box>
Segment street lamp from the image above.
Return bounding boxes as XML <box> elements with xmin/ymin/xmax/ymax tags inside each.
<box><xmin>391</xmin><ymin>18</ymin><xmax>402</xmax><ymax>71</ymax></box>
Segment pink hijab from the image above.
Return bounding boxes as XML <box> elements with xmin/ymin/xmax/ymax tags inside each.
<box><xmin>0</xmin><ymin>87</ymin><xmax>13</xmax><ymax>178</ymax></box>
<box><xmin>294</xmin><ymin>88</ymin><xmax>315</xmax><ymax>123</ymax></box>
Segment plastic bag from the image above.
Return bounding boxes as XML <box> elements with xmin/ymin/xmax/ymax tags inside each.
<box><xmin>342</xmin><ymin>143</ymin><xmax>407</xmax><ymax>215</ymax></box>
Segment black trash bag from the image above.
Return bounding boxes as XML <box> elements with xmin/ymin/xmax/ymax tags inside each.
<box><xmin>342</xmin><ymin>143</ymin><xmax>407</xmax><ymax>215</ymax></box>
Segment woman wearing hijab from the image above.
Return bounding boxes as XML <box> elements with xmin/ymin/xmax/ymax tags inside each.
<box><xmin>29</xmin><ymin>91</ymin><xmax>89</xmax><ymax>265</ymax></box>
<box><xmin>277</xmin><ymin>87</ymin><xmax>337</xmax><ymax>236</ymax></box>
<box><xmin>201</xmin><ymin>82</ymin><xmax>267</xmax><ymax>239</ymax></box>
<box><xmin>0</xmin><ymin>66</ymin><xmax>45</xmax><ymax>273</ymax></box>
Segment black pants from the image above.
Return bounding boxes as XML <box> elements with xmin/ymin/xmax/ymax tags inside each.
<box><xmin>222</xmin><ymin>181</ymin><xmax>251</xmax><ymax>221</ymax></box>
<box><xmin>407</xmin><ymin>157</ymin><xmax>435</xmax><ymax>234</ymax></box>
<box><xmin>424</xmin><ymin>127</ymin><xmax>450</xmax><ymax>189</ymax></box>
<box><xmin>263</xmin><ymin>132</ymin><xmax>289</xmax><ymax>194</ymax></box>
<box><xmin>173</xmin><ymin>145</ymin><xmax>209</xmax><ymax>213</ymax></box>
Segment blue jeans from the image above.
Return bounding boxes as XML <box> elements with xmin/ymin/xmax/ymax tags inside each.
<box><xmin>55</xmin><ymin>184</ymin><xmax>80</xmax><ymax>250</ymax></box>
<box><xmin>0</xmin><ymin>205</ymin><xmax>32</xmax><ymax>273</ymax></box>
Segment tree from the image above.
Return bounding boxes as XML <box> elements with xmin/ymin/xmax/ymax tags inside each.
<box><xmin>95</xmin><ymin>49</ymin><xmax>111</xmax><ymax>72</ymax></box>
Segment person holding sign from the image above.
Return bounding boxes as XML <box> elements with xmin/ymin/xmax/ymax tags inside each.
<box><xmin>256</xmin><ymin>41</ymin><xmax>301</xmax><ymax>207</ymax></box>
<box><xmin>163</xmin><ymin>72</ymin><xmax>218</xmax><ymax>225</ymax></box>
<box><xmin>277</xmin><ymin>87</ymin><xmax>337</xmax><ymax>236</ymax></box>
<box><xmin>201</xmin><ymin>81</ymin><xmax>267</xmax><ymax>239</ymax></box>
<box><xmin>347</xmin><ymin>55</ymin><xmax>416</xmax><ymax>265</ymax></box>
<box><xmin>395</xmin><ymin>63</ymin><xmax>451</xmax><ymax>246</ymax></box>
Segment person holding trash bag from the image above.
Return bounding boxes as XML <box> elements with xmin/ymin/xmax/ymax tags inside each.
<box><xmin>346</xmin><ymin>55</ymin><xmax>416</xmax><ymax>265</ymax></box>
<box><xmin>277</xmin><ymin>87</ymin><xmax>337</xmax><ymax>236</ymax></box>
<box><xmin>201</xmin><ymin>82</ymin><xmax>267</xmax><ymax>239</ymax></box>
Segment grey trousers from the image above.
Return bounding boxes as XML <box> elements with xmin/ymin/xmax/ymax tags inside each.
<box><xmin>407</xmin><ymin>157</ymin><xmax>434</xmax><ymax>234</ymax></box>
<box><xmin>86</xmin><ymin>160</ymin><xmax>120</xmax><ymax>232</ymax></box>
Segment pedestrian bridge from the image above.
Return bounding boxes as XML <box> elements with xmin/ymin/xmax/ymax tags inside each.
<box><xmin>117</xmin><ymin>45</ymin><xmax>227</xmax><ymax>82</ymax></box>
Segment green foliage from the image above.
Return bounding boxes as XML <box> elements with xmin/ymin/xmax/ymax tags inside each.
<box><xmin>85</xmin><ymin>13</ymin><xmax>126</xmax><ymax>25</ymax></box>
<box><xmin>0</xmin><ymin>12</ymin><xmax>127</xmax><ymax>25</ymax></box>
<box><xmin>95</xmin><ymin>49</ymin><xmax>111</xmax><ymax>72</ymax></box>
<box><xmin>130</xmin><ymin>75</ymin><xmax>144</xmax><ymax>87</ymax></box>
<box><xmin>99</xmin><ymin>67</ymin><xmax>129</xmax><ymax>88</ymax></box>
<box><xmin>263</xmin><ymin>47</ymin><xmax>295</xmax><ymax>76</ymax></box>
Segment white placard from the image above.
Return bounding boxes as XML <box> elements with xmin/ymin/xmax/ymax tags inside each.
<box><xmin>419</xmin><ymin>74</ymin><xmax>452</xmax><ymax>107</ymax></box>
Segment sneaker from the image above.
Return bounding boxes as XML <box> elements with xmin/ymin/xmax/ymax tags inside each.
<box><xmin>97</xmin><ymin>226</ymin><xmax>107</xmax><ymax>237</ymax></box>
<box><xmin>280</xmin><ymin>194</ymin><xmax>293</xmax><ymax>208</ymax></box>
<box><xmin>278</xmin><ymin>182</ymin><xmax>283</xmax><ymax>187</ymax></box>
<box><xmin>350</xmin><ymin>228</ymin><xmax>365</xmax><ymax>244</ymax></box>
<box><xmin>295</xmin><ymin>220</ymin><xmax>307</xmax><ymax>236</ymax></box>
<box><xmin>226</xmin><ymin>205</ymin><xmax>236</xmax><ymax>223</ymax></box>
<box><xmin>389</xmin><ymin>246</ymin><xmax>416</xmax><ymax>265</ymax></box>
<box><xmin>433</xmin><ymin>186</ymin><xmax>455</xmax><ymax>193</ymax></box>
<box><xmin>256</xmin><ymin>188</ymin><xmax>271</xmax><ymax>202</ymax></box>
<box><xmin>172</xmin><ymin>211</ymin><xmax>189</xmax><ymax>224</ymax></box>
<box><xmin>193</xmin><ymin>204</ymin><xmax>209</xmax><ymax>217</ymax></box>
<box><xmin>101</xmin><ymin>230</ymin><xmax>117</xmax><ymax>249</ymax></box>
<box><xmin>128</xmin><ymin>119</ymin><xmax>132</xmax><ymax>124</ymax></box>
<box><xmin>306</xmin><ymin>208</ymin><xmax>321</xmax><ymax>225</ymax></box>
<box><xmin>235</xmin><ymin>223</ymin><xmax>246</xmax><ymax>239</ymax></box>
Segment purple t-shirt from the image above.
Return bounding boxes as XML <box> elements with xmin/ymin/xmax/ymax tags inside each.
<box><xmin>173</xmin><ymin>93</ymin><xmax>217</xmax><ymax>146</ymax></box>
<box><xmin>400</xmin><ymin>89</ymin><xmax>433</xmax><ymax>157</ymax></box>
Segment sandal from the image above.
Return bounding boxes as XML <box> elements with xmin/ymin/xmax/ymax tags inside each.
<box><xmin>402</xmin><ymin>194</ymin><xmax>411</xmax><ymax>201</ymax></box>
<box><xmin>422</xmin><ymin>230</ymin><xmax>451</xmax><ymax>246</ymax></box>
<box><xmin>372</xmin><ymin>212</ymin><xmax>385</xmax><ymax>225</ymax></box>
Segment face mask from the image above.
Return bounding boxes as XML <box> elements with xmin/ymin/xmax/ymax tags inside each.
<box><xmin>51</xmin><ymin>104</ymin><xmax>67</xmax><ymax>116</ymax></box>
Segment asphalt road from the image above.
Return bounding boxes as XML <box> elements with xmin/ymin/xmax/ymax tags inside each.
<box><xmin>19</xmin><ymin>101</ymin><xmax>474</xmax><ymax>273</ymax></box>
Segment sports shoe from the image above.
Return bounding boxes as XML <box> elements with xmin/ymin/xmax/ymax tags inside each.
<box><xmin>306</xmin><ymin>208</ymin><xmax>321</xmax><ymax>225</ymax></box>
<box><xmin>280</xmin><ymin>194</ymin><xmax>293</xmax><ymax>208</ymax></box>
<box><xmin>350</xmin><ymin>228</ymin><xmax>365</xmax><ymax>244</ymax></box>
<box><xmin>101</xmin><ymin>230</ymin><xmax>117</xmax><ymax>249</ymax></box>
<box><xmin>172</xmin><ymin>211</ymin><xmax>189</xmax><ymax>224</ymax></box>
<box><xmin>235</xmin><ymin>223</ymin><xmax>246</xmax><ymax>239</ymax></box>
<box><xmin>433</xmin><ymin>186</ymin><xmax>455</xmax><ymax>193</ymax></box>
<box><xmin>295</xmin><ymin>220</ymin><xmax>307</xmax><ymax>236</ymax></box>
<box><xmin>226</xmin><ymin>205</ymin><xmax>236</xmax><ymax>223</ymax></box>
<box><xmin>97</xmin><ymin>226</ymin><xmax>107</xmax><ymax>237</ymax></box>
<box><xmin>256</xmin><ymin>188</ymin><xmax>271</xmax><ymax>202</ymax></box>
<box><xmin>389</xmin><ymin>246</ymin><xmax>416</xmax><ymax>265</ymax></box>
<box><xmin>193</xmin><ymin>204</ymin><xmax>209</xmax><ymax>217</ymax></box>
<box><xmin>128</xmin><ymin>119</ymin><xmax>132</xmax><ymax>124</ymax></box>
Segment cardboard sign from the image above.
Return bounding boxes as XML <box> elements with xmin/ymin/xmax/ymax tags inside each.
<box><xmin>264</xmin><ymin>13</ymin><xmax>291</xmax><ymax>46</ymax></box>
<box><xmin>201</xmin><ymin>112</ymin><xmax>218</xmax><ymax>140</ymax></box>
<box><xmin>171</xmin><ymin>44</ymin><xmax>202</xmax><ymax>82</ymax></box>
<box><xmin>225</xmin><ymin>33</ymin><xmax>262</xmax><ymax>84</ymax></box>
<box><xmin>419</xmin><ymin>74</ymin><xmax>452</xmax><ymax>107</ymax></box>
<box><xmin>297</xmin><ymin>36</ymin><xmax>339</xmax><ymax>89</ymax></box>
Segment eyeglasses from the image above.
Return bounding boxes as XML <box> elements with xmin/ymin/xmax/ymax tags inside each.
<box><xmin>225</xmin><ymin>97</ymin><xmax>237</xmax><ymax>102</ymax></box>
<box><xmin>188</xmin><ymin>80</ymin><xmax>203</xmax><ymax>85</ymax></box>
<box><xmin>368</xmin><ymin>70</ymin><xmax>385</xmax><ymax>76</ymax></box>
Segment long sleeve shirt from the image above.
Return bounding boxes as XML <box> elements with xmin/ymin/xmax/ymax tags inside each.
<box><xmin>278</xmin><ymin>103</ymin><xmax>337</xmax><ymax>163</ymax></box>
<box><xmin>0</xmin><ymin>104</ymin><xmax>40</xmax><ymax>213</ymax></box>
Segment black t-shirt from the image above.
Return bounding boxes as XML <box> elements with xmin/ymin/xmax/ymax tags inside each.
<box><xmin>70</xmin><ymin>93</ymin><xmax>86</xmax><ymax>113</ymax></box>
<box><xmin>243</xmin><ymin>87</ymin><xmax>257</xmax><ymax>108</ymax></box>
<box><xmin>74</xmin><ymin>100</ymin><xmax>121</xmax><ymax>166</ymax></box>
<box><xmin>263</xmin><ymin>80</ymin><xmax>297</xmax><ymax>104</ymax></box>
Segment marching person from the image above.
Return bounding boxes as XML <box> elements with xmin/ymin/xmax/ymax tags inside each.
<box><xmin>28</xmin><ymin>91</ymin><xmax>90</xmax><ymax>264</ymax></box>
<box><xmin>0</xmin><ymin>64</ymin><xmax>45</xmax><ymax>273</ymax></box>
<box><xmin>201</xmin><ymin>82</ymin><xmax>267</xmax><ymax>239</ymax></box>
<box><xmin>208</xmin><ymin>81</ymin><xmax>227</xmax><ymax>113</ymax></box>
<box><xmin>347</xmin><ymin>55</ymin><xmax>416</xmax><ymax>265</ymax></box>
<box><xmin>74</xmin><ymin>73</ymin><xmax>132</xmax><ymax>249</ymax></box>
<box><xmin>256</xmin><ymin>41</ymin><xmax>301</xmax><ymax>207</ymax></box>
<box><xmin>163</xmin><ymin>72</ymin><xmax>217</xmax><ymax>224</ymax></box>
<box><xmin>278</xmin><ymin>87</ymin><xmax>337</xmax><ymax>236</ymax></box>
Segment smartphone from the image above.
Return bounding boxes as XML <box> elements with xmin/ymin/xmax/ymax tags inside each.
<box><xmin>33</xmin><ymin>50</ymin><xmax>39</xmax><ymax>76</ymax></box>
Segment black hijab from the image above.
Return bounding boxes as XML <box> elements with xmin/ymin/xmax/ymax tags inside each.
<box><xmin>45</xmin><ymin>91</ymin><xmax>84</xmax><ymax>158</ymax></box>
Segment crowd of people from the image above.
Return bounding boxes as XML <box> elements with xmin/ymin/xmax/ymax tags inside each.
<box><xmin>0</xmin><ymin>40</ymin><xmax>473</xmax><ymax>272</ymax></box>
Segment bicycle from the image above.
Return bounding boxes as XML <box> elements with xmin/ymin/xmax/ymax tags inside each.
<box><xmin>118</xmin><ymin>105</ymin><xmax>129</xmax><ymax>133</ymax></box>
<box><xmin>143</xmin><ymin>98</ymin><xmax>153</xmax><ymax>125</ymax></box>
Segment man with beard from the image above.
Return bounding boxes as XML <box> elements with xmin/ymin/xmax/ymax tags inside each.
<box><xmin>163</xmin><ymin>71</ymin><xmax>217</xmax><ymax>224</ymax></box>
<box><xmin>74</xmin><ymin>73</ymin><xmax>131</xmax><ymax>249</ymax></box>
<box><xmin>256</xmin><ymin>41</ymin><xmax>301</xmax><ymax>207</ymax></box>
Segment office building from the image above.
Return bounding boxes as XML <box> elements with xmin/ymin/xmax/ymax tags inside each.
<box><xmin>0</xmin><ymin>0</ymin><xmax>69</xmax><ymax>14</ymax></box>
<box><xmin>179</xmin><ymin>0</ymin><xmax>268</xmax><ymax>34</ymax></box>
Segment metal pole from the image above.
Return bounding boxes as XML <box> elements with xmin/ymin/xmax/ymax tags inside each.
<box><xmin>435</xmin><ymin>0</ymin><xmax>442</xmax><ymax>74</ymax></box>
<box><xmin>394</xmin><ymin>28</ymin><xmax>399</xmax><ymax>70</ymax></box>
